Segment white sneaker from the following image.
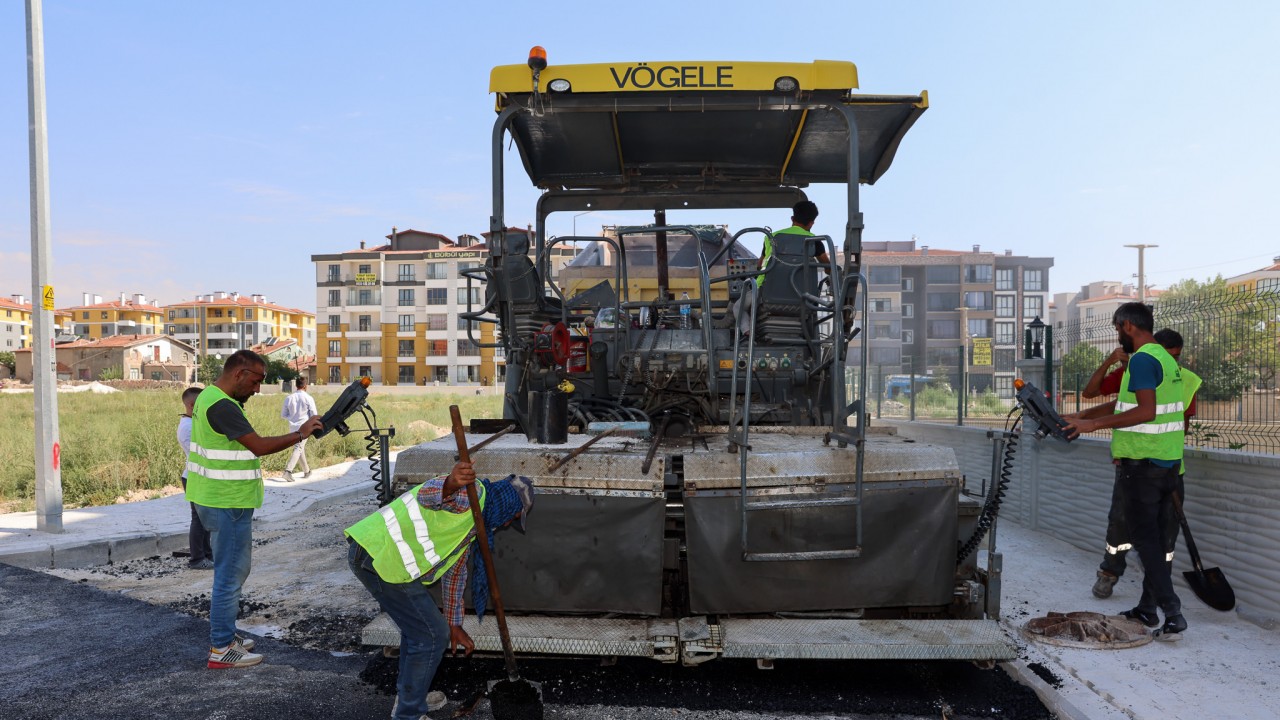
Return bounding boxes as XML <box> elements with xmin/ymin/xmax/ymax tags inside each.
<box><xmin>282</xmin><ymin>471</ymin><xmax>295</xmax><ymax>482</ymax></box>
<box><xmin>208</xmin><ymin>638</ymin><xmax>262</xmax><ymax>669</ymax></box>
<box><xmin>390</xmin><ymin>691</ymin><xmax>448</xmax><ymax>716</ymax></box>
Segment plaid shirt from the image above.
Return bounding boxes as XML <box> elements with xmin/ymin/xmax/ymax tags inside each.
<box><xmin>416</xmin><ymin>476</ymin><xmax>477</xmax><ymax>627</ymax></box>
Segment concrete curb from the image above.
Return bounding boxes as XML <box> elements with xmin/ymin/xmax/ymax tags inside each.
<box><xmin>1001</xmin><ymin>660</ymin><xmax>1097</xmax><ymax>720</ymax></box>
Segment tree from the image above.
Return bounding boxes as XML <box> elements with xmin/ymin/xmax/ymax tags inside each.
<box><xmin>197</xmin><ymin>355</ymin><xmax>224</xmax><ymax>385</ymax></box>
<box><xmin>1060</xmin><ymin>342</ymin><xmax>1106</xmax><ymax>391</ymax></box>
<box><xmin>0</xmin><ymin>350</ymin><xmax>14</xmax><ymax>375</ymax></box>
<box><xmin>265</xmin><ymin>358</ymin><xmax>299</xmax><ymax>384</ymax></box>
<box><xmin>1155</xmin><ymin>275</ymin><xmax>1276</xmax><ymax>399</ymax></box>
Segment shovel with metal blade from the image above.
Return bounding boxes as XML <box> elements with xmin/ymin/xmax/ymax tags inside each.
<box><xmin>449</xmin><ymin>406</ymin><xmax>544</xmax><ymax>720</ymax></box>
<box><xmin>1172</xmin><ymin>492</ymin><xmax>1235</xmax><ymax>612</ymax></box>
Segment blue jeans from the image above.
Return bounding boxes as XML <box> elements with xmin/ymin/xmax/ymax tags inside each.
<box><xmin>194</xmin><ymin>505</ymin><xmax>255</xmax><ymax>648</ymax></box>
<box><xmin>348</xmin><ymin>540</ymin><xmax>449</xmax><ymax>720</ymax></box>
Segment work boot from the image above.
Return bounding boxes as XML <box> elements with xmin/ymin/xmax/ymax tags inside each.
<box><xmin>1119</xmin><ymin>607</ymin><xmax>1160</xmax><ymax>628</ymax></box>
<box><xmin>390</xmin><ymin>692</ymin><xmax>448</xmax><ymax>716</ymax></box>
<box><xmin>188</xmin><ymin>558</ymin><xmax>214</xmax><ymax>570</ymax></box>
<box><xmin>1092</xmin><ymin>570</ymin><xmax>1118</xmax><ymax>599</ymax></box>
<box><xmin>208</xmin><ymin>638</ymin><xmax>263</xmax><ymax>669</ymax></box>
<box><xmin>1154</xmin><ymin>613</ymin><xmax>1187</xmax><ymax>642</ymax></box>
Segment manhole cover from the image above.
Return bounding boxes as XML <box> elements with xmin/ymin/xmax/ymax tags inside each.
<box><xmin>1021</xmin><ymin>611</ymin><xmax>1152</xmax><ymax>649</ymax></box>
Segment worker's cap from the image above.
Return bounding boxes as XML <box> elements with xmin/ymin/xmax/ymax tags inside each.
<box><xmin>505</xmin><ymin>474</ymin><xmax>535</xmax><ymax>534</ymax></box>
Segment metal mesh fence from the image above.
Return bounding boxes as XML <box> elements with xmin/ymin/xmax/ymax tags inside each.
<box><xmin>852</xmin><ymin>289</ymin><xmax>1280</xmax><ymax>455</ymax></box>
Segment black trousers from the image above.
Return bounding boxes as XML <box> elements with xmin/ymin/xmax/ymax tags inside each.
<box><xmin>1099</xmin><ymin>473</ymin><xmax>1183</xmax><ymax>577</ymax></box>
<box><xmin>1117</xmin><ymin>462</ymin><xmax>1182</xmax><ymax>617</ymax></box>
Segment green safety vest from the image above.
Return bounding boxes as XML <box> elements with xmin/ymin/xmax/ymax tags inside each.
<box><xmin>1112</xmin><ymin>343</ymin><xmax>1185</xmax><ymax>462</ymax></box>
<box><xmin>344</xmin><ymin>482</ymin><xmax>487</xmax><ymax>585</ymax></box>
<box><xmin>1178</xmin><ymin>368</ymin><xmax>1203</xmax><ymax>474</ymax></box>
<box><xmin>757</xmin><ymin>225</ymin><xmax>814</xmax><ymax>291</ymax></box>
<box><xmin>186</xmin><ymin>385</ymin><xmax>263</xmax><ymax>508</ymax></box>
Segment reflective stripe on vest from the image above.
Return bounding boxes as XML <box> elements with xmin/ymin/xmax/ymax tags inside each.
<box><xmin>185</xmin><ymin>385</ymin><xmax>264</xmax><ymax>509</ymax></box>
<box><xmin>345</xmin><ymin>482</ymin><xmax>486</xmax><ymax>585</ymax></box>
<box><xmin>1112</xmin><ymin>343</ymin><xmax>1185</xmax><ymax>462</ymax></box>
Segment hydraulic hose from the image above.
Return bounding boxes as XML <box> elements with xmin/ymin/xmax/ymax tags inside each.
<box><xmin>956</xmin><ymin>415</ymin><xmax>1021</xmax><ymax>564</ymax></box>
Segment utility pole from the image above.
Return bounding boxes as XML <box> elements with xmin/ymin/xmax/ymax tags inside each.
<box><xmin>27</xmin><ymin>0</ymin><xmax>63</xmax><ymax>532</ymax></box>
<box><xmin>1124</xmin><ymin>244</ymin><xmax>1158</xmax><ymax>303</ymax></box>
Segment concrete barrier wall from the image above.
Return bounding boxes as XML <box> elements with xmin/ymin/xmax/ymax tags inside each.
<box><xmin>882</xmin><ymin>420</ymin><xmax>1280</xmax><ymax>629</ymax></box>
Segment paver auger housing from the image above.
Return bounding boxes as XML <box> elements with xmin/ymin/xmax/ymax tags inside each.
<box><xmin>374</xmin><ymin>51</ymin><xmax>1017</xmax><ymax>665</ymax></box>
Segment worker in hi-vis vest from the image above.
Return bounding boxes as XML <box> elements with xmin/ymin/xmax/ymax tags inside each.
<box><xmin>1063</xmin><ymin>302</ymin><xmax>1187</xmax><ymax>641</ymax></box>
<box><xmin>345</xmin><ymin>461</ymin><xmax>534</xmax><ymax>718</ymax></box>
<box><xmin>1079</xmin><ymin>329</ymin><xmax>1202</xmax><ymax>605</ymax></box>
<box><xmin>186</xmin><ymin>349</ymin><xmax>323</xmax><ymax>669</ymax></box>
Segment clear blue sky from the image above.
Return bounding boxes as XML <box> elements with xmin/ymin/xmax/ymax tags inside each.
<box><xmin>3</xmin><ymin>1</ymin><xmax>1278</xmax><ymax>311</ymax></box>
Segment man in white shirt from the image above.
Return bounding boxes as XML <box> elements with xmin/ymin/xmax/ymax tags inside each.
<box><xmin>281</xmin><ymin>376</ymin><xmax>319</xmax><ymax>481</ymax></box>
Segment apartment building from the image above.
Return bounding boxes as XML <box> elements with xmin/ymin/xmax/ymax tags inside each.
<box><xmin>313</xmin><ymin>228</ymin><xmax>576</xmax><ymax>386</ymax></box>
<box><xmin>853</xmin><ymin>240</ymin><xmax>1053</xmax><ymax>399</ymax></box>
<box><xmin>61</xmin><ymin>293</ymin><xmax>164</xmax><ymax>340</ymax></box>
<box><xmin>0</xmin><ymin>296</ymin><xmax>32</xmax><ymax>351</ymax></box>
<box><xmin>1226</xmin><ymin>256</ymin><xmax>1280</xmax><ymax>294</ymax></box>
<box><xmin>163</xmin><ymin>292</ymin><xmax>316</xmax><ymax>357</ymax></box>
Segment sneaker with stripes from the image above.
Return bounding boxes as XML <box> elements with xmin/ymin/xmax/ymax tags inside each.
<box><xmin>208</xmin><ymin>638</ymin><xmax>263</xmax><ymax>669</ymax></box>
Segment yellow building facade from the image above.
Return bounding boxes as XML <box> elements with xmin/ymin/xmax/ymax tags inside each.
<box><xmin>61</xmin><ymin>293</ymin><xmax>164</xmax><ymax>340</ymax></box>
<box><xmin>162</xmin><ymin>292</ymin><xmax>315</xmax><ymax>356</ymax></box>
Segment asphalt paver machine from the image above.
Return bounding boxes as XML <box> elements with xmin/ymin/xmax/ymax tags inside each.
<box><xmin>368</xmin><ymin>50</ymin><xmax>1017</xmax><ymax>665</ymax></box>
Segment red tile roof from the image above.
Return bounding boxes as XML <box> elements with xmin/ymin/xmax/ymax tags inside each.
<box><xmin>165</xmin><ymin>295</ymin><xmax>310</xmax><ymax>316</ymax></box>
<box><xmin>59</xmin><ymin>299</ymin><xmax>164</xmax><ymax>313</ymax></box>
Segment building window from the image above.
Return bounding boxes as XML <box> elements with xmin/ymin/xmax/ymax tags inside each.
<box><xmin>328</xmin><ymin>340</ymin><xmax>340</xmax><ymax>356</ymax></box>
<box><xmin>870</xmin><ymin>297</ymin><xmax>893</xmax><ymax>313</ymax></box>
<box><xmin>398</xmin><ymin>365</ymin><xmax>415</xmax><ymax>384</ymax></box>
<box><xmin>427</xmin><ymin>288</ymin><xmax>448</xmax><ymax>305</ymax></box>
<box><xmin>456</xmin><ymin>365</ymin><xmax>478</xmax><ymax>383</ymax></box>
<box><xmin>398</xmin><ymin>315</ymin><xmax>414</xmax><ymax>332</ymax></box>
<box><xmin>357</xmin><ymin>315</ymin><xmax>372</xmax><ymax>332</ymax></box>
<box><xmin>426</xmin><ymin>314</ymin><xmax>447</xmax><ymax>330</ymax></box>
<box><xmin>82</xmin><ymin>311</ymin><xmax>89</xmax><ymax>319</ymax></box>
<box><xmin>902</xmin><ymin>277</ymin><xmax>914</xmax><ymax>292</ymax></box>
<box><xmin>1023</xmin><ymin>295</ymin><xmax>1044</xmax><ymax>319</ymax></box>
<box><xmin>168</xmin><ymin>310</ymin><xmax>176</xmax><ymax>320</ymax></box>
<box><xmin>457</xmin><ymin>288</ymin><xmax>481</xmax><ymax>306</ymax></box>
<box><xmin>902</xmin><ymin>329</ymin><xmax>914</xmax><ymax>344</ymax></box>
<box><xmin>398</xmin><ymin>264</ymin><xmax>415</xmax><ymax>281</ymax></box>
<box><xmin>963</xmin><ymin>291</ymin><xmax>993</xmax><ymax>311</ymax></box>
<box><xmin>927</xmin><ymin>319</ymin><xmax>960</xmax><ymax>339</ymax></box>
<box><xmin>328</xmin><ymin>315</ymin><xmax>340</xmax><ymax>332</ymax></box>
<box><xmin>964</xmin><ymin>264</ymin><xmax>993</xmax><ymax>283</ymax></box>
<box><xmin>926</xmin><ymin>347</ymin><xmax>962</xmax><ymax>368</ymax></box>
<box><xmin>926</xmin><ymin>292</ymin><xmax>961</xmax><ymax>312</ymax></box>
<box><xmin>427</xmin><ymin>262</ymin><xmax>448</xmax><ymax>280</ymax></box>
<box><xmin>995</xmin><ymin>295</ymin><xmax>1015</xmax><ymax>318</ymax></box>
<box><xmin>968</xmin><ymin>318</ymin><xmax>992</xmax><ymax>338</ymax></box>
<box><xmin>458</xmin><ymin>339</ymin><xmax>480</xmax><ymax>356</ymax></box>
<box><xmin>1024</xmin><ymin>269</ymin><xmax>1044</xmax><ymax>291</ymax></box>
<box><xmin>398</xmin><ymin>289</ymin><xmax>415</xmax><ymax>306</ymax></box>
<box><xmin>328</xmin><ymin>264</ymin><xmax>340</xmax><ymax>281</ymax></box>
<box><xmin>101</xmin><ymin>311</ymin><xmax>109</xmax><ymax>319</ymax></box>
<box><xmin>244</xmin><ymin>309</ymin><xmax>253</xmax><ymax>320</ymax></box>
<box><xmin>329</xmin><ymin>366</ymin><xmax>341</xmax><ymax>383</ymax></box>
<box><xmin>1258</xmin><ymin>277</ymin><xmax>1280</xmax><ymax>294</ymax></box>
<box><xmin>902</xmin><ymin>303</ymin><xmax>914</xmax><ymax>318</ymax></box>
<box><xmin>398</xmin><ymin>340</ymin><xmax>415</xmax><ymax>357</ymax></box>
<box><xmin>872</xmin><ymin>322</ymin><xmax>899</xmax><ymax>339</ymax></box>
<box><xmin>995</xmin><ymin>321</ymin><xmax>1015</xmax><ymax>345</ymax></box>
<box><xmin>457</xmin><ymin>316</ymin><xmax>479</xmax><ymax>331</ymax></box>
<box><xmin>356</xmin><ymin>340</ymin><xmax>373</xmax><ymax>357</ymax></box>
<box><xmin>994</xmin><ymin>376</ymin><xmax>1014</xmax><ymax>399</ymax></box>
<box><xmin>867</xmin><ymin>266</ymin><xmax>900</xmax><ymax>286</ymax></box>
<box><xmin>167</xmin><ymin>325</ymin><xmax>175</xmax><ymax>334</ymax></box>
<box><xmin>925</xmin><ymin>266</ymin><xmax>960</xmax><ymax>284</ymax></box>
<box><xmin>328</xmin><ymin>290</ymin><xmax>341</xmax><ymax>307</ymax></box>
<box><xmin>428</xmin><ymin>340</ymin><xmax>448</xmax><ymax>356</ymax></box>
<box><xmin>995</xmin><ymin>348</ymin><xmax>1016</xmax><ymax>372</ymax></box>
<box><xmin>358</xmin><ymin>365</ymin><xmax>372</xmax><ymax>378</ymax></box>
<box><xmin>869</xmin><ymin>347</ymin><xmax>901</xmax><ymax>364</ymax></box>
<box><xmin>358</xmin><ymin>264</ymin><xmax>372</xmax><ymax>275</ymax></box>
<box><xmin>995</xmin><ymin>268</ymin><xmax>1014</xmax><ymax>290</ymax></box>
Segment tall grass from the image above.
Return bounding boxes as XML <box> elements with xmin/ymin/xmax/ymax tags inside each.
<box><xmin>0</xmin><ymin>390</ymin><xmax>502</xmax><ymax>511</ymax></box>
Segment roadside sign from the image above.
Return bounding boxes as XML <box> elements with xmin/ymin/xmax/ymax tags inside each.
<box><xmin>42</xmin><ymin>284</ymin><xmax>55</xmax><ymax>310</ymax></box>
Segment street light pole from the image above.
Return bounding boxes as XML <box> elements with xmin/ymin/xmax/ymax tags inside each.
<box><xmin>27</xmin><ymin>0</ymin><xmax>63</xmax><ymax>533</ymax></box>
<box><xmin>1124</xmin><ymin>244</ymin><xmax>1158</xmax><ymax>303</ymax></box>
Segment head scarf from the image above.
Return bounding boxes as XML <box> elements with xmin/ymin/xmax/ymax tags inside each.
<box><xmin>472</xmin><ymin>475</ymin><xmax>532</xmax><ymax>622</ymax></box>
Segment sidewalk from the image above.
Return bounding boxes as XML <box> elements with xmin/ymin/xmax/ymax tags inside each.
<box><xmin>0</xmin><ymin>454</ymin><xmax>392</xmax><ymax>569</ymax></box>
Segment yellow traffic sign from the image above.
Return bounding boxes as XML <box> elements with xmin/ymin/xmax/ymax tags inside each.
<box><xmin>972</xmin><ymin>337</ymin><xmax>992</xmax><ymax>366</ymax></box>
<box><xmin>42</xmin><ymin>284</ymin><xmax>55</xmax><ymax>311</ymax></box>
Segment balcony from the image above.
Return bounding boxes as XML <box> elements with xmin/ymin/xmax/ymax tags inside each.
<box><xmin>346</xmin><ymin>292</ymin><xmax>382</xmax><ymax>308</ymax></box>
<box><xmin>345</xmin><ymin>355</ymin><xmax>383</xmax><ymax>364</ymax></box>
